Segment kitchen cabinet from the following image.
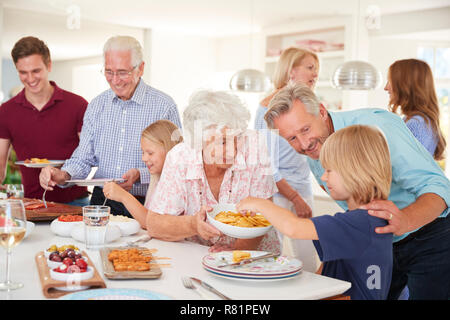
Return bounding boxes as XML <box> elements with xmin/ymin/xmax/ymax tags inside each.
<box><xmin>262</xmin><ymin>17</ymin><xmax>352</xmax><ymax>110</ymax></box>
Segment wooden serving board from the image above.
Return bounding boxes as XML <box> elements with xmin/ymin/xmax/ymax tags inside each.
<box><xmin>23</xmin><ymin>198</ymin><xmax>82</xmax><ymax>221</ymax></box>
<box><xmin>35</xmin><ymin>251</ymin><xmax>106</xmax><ymax>299</ymax></box>
<box><xmin>100</xmin><ymin>247</ymin><xmax>162</xmax><ymax>279</ymax></box>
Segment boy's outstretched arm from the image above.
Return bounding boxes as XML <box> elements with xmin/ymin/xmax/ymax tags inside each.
<box><xmin>237</xmin><ymin>197</ymin><xmax>318</xmax><ymax>240</ymax></box>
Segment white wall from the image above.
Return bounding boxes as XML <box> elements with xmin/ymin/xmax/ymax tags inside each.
<box><xmin>148</xmin><ymin>30</ymin><xmax>217</xmax><ymax>114</ymax></box>
<box><xmin>51</xmin><ymin>56</ymin><xmax>108</xmax><ymax>101</ymax></box>
<box><xmin>367</xmin><ymin>38</ymin><xmax>419</xmax><ymax>109</ymax></box>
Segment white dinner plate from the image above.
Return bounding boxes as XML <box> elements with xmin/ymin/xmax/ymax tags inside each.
<box><xmin>66</xmin><ymin>178</ymin><xmax>126</xmax><ymax>187</ymax></box>
<box><xmin>16</xmin><ymin>160</ymin><xmax>65</xmax><ymax>168</ymax></box>
<box><xmin>202</xmin><ymin>250</ymin><xmax>302</xmax><ymax>279</ymax></box>
<box><xmin>60</xmin><ymin>288</ymin><xmax>172</xmax><ymax>300</ymax></box>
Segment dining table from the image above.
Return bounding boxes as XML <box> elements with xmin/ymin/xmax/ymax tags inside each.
<box><xmin>0</xmin><ymin>218</ymin><xmax>351</xmax><ymax>301</ymax></box>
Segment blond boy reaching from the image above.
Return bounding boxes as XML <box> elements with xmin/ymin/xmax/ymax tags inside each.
<box><xmin>237</xmin><ymin>125</ymin><xmax>393</xmax><ymax>300</ymax></box>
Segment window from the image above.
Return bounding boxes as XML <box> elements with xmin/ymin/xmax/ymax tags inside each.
<box><xmin>418</xmin><ymin>46</ymin><xmax>450</xmax><ymax>176</ymax></box>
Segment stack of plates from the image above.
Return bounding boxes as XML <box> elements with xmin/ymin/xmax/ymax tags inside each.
<box><xmin>202</xmin><ymin>251</ymin><xmax>302</xmax><ymax>281</ymax></box>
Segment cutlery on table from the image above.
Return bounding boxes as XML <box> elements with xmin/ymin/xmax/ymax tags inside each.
<box><xmin>181</xmin><ymin>276</ymin><xmax>211</xmax><ymax>300</ymax></box>
<box><xmin>126</xmin><ymin>235</ymin><xmax>152</xmax><ymax>247</ymax></box>
<box><xmin>218</xmin><ymin>252</ymin><xmax>279</xmax><ymax>268</ymax></box>
<box><xmin>190</xmin><ymin>277</ymin><xmax>232</xmax><ymax>300</ymax></box>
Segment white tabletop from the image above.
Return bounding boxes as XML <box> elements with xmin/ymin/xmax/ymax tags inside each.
<box><xmin>0</xmin><ymin>222</ymin><xmax>350</xmax><ymax>300</ymax></box>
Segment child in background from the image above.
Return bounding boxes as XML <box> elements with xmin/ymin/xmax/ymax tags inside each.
<box><xmin>103</xmin><ymin>120</ymin><xmax>183</xmax><ymax>228</ymax></box>
<box><xmin>237</xmin><ymin>124</ymin><xmax>393</xmax><ymax>300</ymax></box>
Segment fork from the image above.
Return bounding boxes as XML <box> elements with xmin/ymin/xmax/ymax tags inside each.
<box><xmin>181</xmin><ymin>276</ymin><xmax>211</xmax><ymax>299</ymax></box>
<box><xmin>102</xmin><ymin>178</ymin><xmax>120</xmax><ymax>206</ymax></box>
<box><xmin>42</xmin><ymin>182</ymin><xmax>48</xmax><ymax>208</ymax></box>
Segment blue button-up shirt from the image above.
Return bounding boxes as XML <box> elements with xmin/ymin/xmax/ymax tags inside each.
<box><xmin>307</xmin><ymin>108</ymin><xmax>450</xmax><ymax>242</ymax></box>
<box><xmin>62</xmin><ymin>78</ymin><xmax>182</xmax><ymax>197</ymax></box>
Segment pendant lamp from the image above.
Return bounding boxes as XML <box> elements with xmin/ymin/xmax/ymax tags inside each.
<box><xmin>331</xmin><ymin>60</ymin><xmax>381</xmax><ymax>90</ymax></box>
<box><xmin>331</xmin><ymin>0</ymin><xmax>382</xmax><ymax>90</ymax></box>
<box><xmin>229</xmin><ymin>0</ymin><xmax>271</xmax><ymax>93</ymax></box>
<box><xmin>230</xmin><ymin>69</ymin><xmax>271</xmax><ymax>92</ymax></box>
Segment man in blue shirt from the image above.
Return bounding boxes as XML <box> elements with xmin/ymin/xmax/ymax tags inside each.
<box><xmin>264</xmin><ymin>82</ymin><xmax>450</xmax><ymax>300</ymax></box>
<box><xmin>39</xmin><ymin>36</ymin><xmax>181</xmax><ymax>217</ymax></box>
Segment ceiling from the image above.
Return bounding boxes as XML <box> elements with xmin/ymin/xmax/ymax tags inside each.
<box><xmin>1</xmin><ymin>0</ymin><xmax>450</xmax><ymax>60</ymax></box>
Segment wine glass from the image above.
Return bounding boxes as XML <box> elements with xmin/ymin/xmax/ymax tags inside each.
<box><xmin>0</xmin><ymin>199</ymin><xmax>27</xmax><ymax>290</ymax></box>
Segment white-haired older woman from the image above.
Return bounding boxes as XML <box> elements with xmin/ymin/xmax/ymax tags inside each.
<box><xmin>146</xmin><ymin>90</ymin><xmax>280</xmax><ymax>252</ymax></box>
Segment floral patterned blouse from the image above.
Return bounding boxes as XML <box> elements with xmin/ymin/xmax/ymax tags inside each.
<box><xmin>149</xmin><ymin>134</ymin><xmax>280</xmax><ymax>253</ymax></box>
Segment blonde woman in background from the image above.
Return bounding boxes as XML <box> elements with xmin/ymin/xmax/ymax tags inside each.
<box><xmin>103</xmin><ymin>120</ymin><xmax>183</xmax><ymax>228</ymax></box>
<box><xmin>385</xmin><ymin>58</ymin><xmax>446</xmax><ymax>160</ymax></box>
<box><xmin>238</xmin><ymin>125</ymin><xmax>394</xmax><ymax>300</ymax></box>
<box><xmin>254</xmin><ymin>47</ymin><xmax>319</xmax><ymax>271</ymax></box>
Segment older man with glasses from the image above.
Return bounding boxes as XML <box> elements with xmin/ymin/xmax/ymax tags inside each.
<box><xmin>39</xmin><ymin>35</ymin><xmax>181</xmax><ymax>217</ymax></box>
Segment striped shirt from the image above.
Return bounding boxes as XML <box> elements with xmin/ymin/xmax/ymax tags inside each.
<box><xmin>405</xmin><ymin>115</ymin><xmax>438</xmax><ymax>157</ymax></box>
<box><xmin>62</xmin><ymin>78</ymin><xmax>182</xmax><ymax>197</ymax></box>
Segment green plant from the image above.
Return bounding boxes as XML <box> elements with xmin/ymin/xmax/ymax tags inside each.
<box><xmin>3</xmin><ymin>149</ymin><xmax>21</xmax><ymax>184</ymax></box>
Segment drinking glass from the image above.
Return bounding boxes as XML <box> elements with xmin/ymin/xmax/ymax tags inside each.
<box><xmin>6</xmin><ymin>185</ymin><xmax>24</xmax><ymax>199</ymax></box>
<box><xmin>83</xmin><ymin>205</ymin><xmax>110</xmax><ymax>250</ymax></box>
<box><xmin>0</xmin><ymin>199</ymin><xmax>27</xmax><ymax>290</ymax></box>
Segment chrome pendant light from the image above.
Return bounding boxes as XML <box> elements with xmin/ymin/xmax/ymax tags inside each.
<box><xmin>331</xmin><ymin>0</ymin><xmax>382</xmax><ymax>90</ymax></box>
<box><xmin>332</xmin><ymin>60</ymin><xmax>381</xmax><ymax>90</ymax></box>
<box><xmin>229</xmin><ymin>0</ymin><xmax>271</xmax><ymax>93</ymax></box>
<box><xmin>230</xmin><ymin>69</ymin><xmax>271</xmax><ymax>92</ymax></box>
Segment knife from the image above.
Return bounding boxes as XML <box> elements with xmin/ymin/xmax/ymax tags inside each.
<box><xmin>217</xmin><ymin>252</ymin><xmax>279</xmax><ymax>268</ymax></box>
<box><xmin>191</xmin><ymin>277</ymin><xmax>232</xmax><ymax>300</ymax></box>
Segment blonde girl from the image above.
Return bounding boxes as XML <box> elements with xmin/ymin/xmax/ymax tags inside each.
<box><xmin>238</xmin><ymin>125</ymin><xmax>394</xmax><ymax>300</ymax></box>
<box><xmin>103</xmin><ymin>120</ymin><xmax>182</xmax><ymax>228</ymax></box>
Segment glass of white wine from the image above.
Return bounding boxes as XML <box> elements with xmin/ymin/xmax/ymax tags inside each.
<box><xmin>0</xmin><ymin>199</ymin><xmax>27</xmax><ymax>290</ymax></box>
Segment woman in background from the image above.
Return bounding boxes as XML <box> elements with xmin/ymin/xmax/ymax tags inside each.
<box><xmin>254</xmin><ymin>47</ymin><xmax>319</xmax><ymax>271</ymax></box>
<box><xmin>385</xmin><ymin>58</ymin><xmax>446</xmax><ymax>160</ymax></box>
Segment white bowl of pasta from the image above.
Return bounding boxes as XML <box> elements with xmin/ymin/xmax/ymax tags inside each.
<box><xmin>207</xmin><ymin>203</ymin><xmax>272</xmax><ymax>239</ymax></box>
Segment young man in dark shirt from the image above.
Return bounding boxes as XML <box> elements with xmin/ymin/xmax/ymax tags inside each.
<box><xmin>0</xmin><ymin>36</ymin><xmax>89</xmax><ymax>205</ymax></box>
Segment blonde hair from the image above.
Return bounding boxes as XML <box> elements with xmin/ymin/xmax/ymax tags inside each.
<box><xmin>320</xmin><ymin>125</ymin><xmax>392</xmax><ymax>205</ymax></box>
<box><xmin>141</xmin><ymin>119</ymin><xmax>183</xmax><ymax>153</ymax></box>
<box><xmin>141</xmin><ymin>120</ymin><xmax>183</xmax><ymax>190</ymax></box>
<box><xmin>388</xmin><ymin>59</ymin><xmax>446</xmax><ymax>160</ymax></box>
<box><xmin>272</xmin><ymin>47</ymin><xmax>319</xmax><ymax>89</ymax></box>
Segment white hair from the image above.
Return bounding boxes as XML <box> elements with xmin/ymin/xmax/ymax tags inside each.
<box><xmin>182</xmin><ymin>90</ymin><xmax>250</xmax><ymax>148</ymax></box>
<box><xmin>103</xmin><ymin>35</ymin><xmax>143</xmax><ymax>67</ymax></box>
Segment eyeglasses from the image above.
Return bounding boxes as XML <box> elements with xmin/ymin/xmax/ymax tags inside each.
<box><xmin>102</xmin><ymin>65</ymin><xmax>137</xmax><ymax>80</ymax></box>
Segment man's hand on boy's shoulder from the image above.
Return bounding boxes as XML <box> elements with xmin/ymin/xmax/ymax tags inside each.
<box><xmin>360</xmin><ymin>200</ymin><xmax>406</xmax><ymax>236</ymax></box>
